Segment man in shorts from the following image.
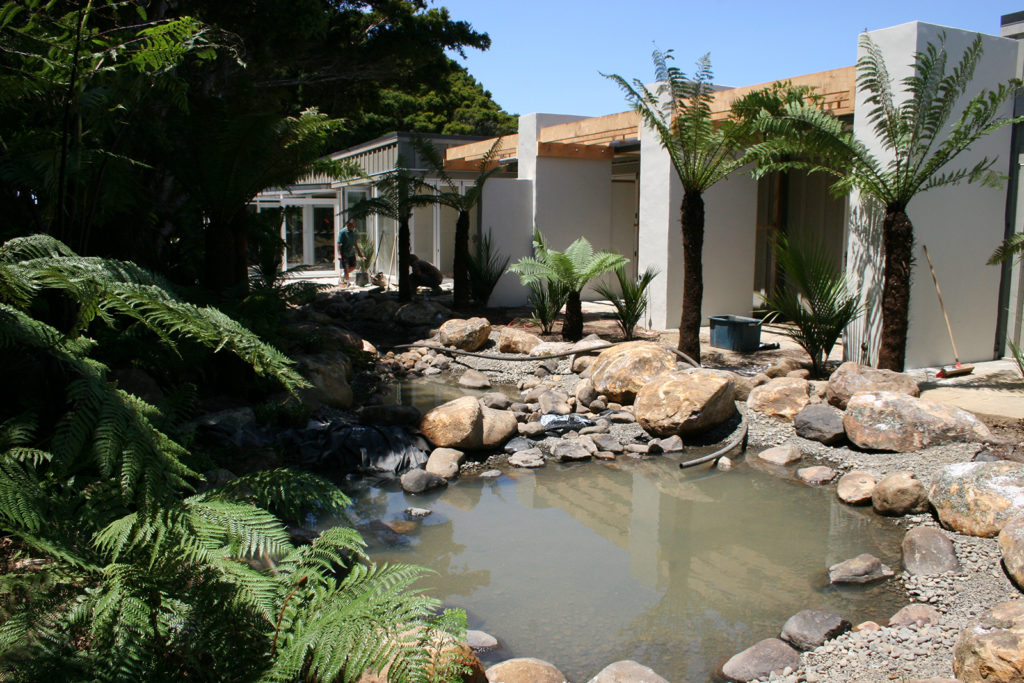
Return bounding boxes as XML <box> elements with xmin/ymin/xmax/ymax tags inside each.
<box><xmin>337</xmin><ymin>219</ymin><xmax>362</xmax><ymax>286</ymax></box>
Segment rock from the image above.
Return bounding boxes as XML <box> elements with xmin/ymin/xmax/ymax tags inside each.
<box><xmin>902</xmin><ymin>527</ymin><xmax>961</xmax><ymax>575</ymax></box>
<box><xmin>954</xmin><ymin>601</ymin><xmax>1024</xmax><ymax>682</ymax></box>
<box><xmin>420</xmin><ymin>397</ymin><xmax>482</xmax><ymax>449</ymax></box>
<box><xmin>872</xmin><ymin>471</ymin><xmax>930</xmax><ymax>516</ymax></box>
<box><xmin>794</xmin><ymin>404</ymin><xmax>846</xmax><ymax>445</ymax></box>
<box><xmin>400</xmin><ymin>469</ymin><xmax>448</xmax><ymax>494</ymax></box>
<box><xmin>295</xmin><ymin>352</ymin><xmax>353</xmax><ymax>409</ymax></box>
<box><xmin>575</xmin><ymin>378</ymin><xmax>599</xmax><ymax>407</ymax></box>
<box><xmin>425</xmin><ymin>448</ymin><xmax>465</xmax><ymax>479</ymax></box>
<box><xmin>720</xmin><ymin>638</ymin><xmax>800</xmax><ymax>682</ymax></box>
<box><xmin>479</xmin><ymin>392</ymin><xmax>512</xmax><ymax>410</ymax></box>
<box><xmin>498</xmin><ymin>328</ymin><xmax>543</xmax><ymax>355</ymax></box>
<box><xmin>836</xmin><ymin>471</ymin><xmax>876</xmax><ymax>505</ymax></box>
<box><xmin>439</xmin><ymin>317</ymin><xmax>491</xmax><ymax>351</ymax></box>
<box><xmin>826</xmin><ymin>361</ymin><xmax>920</xmax><ymax>409</ymax></box>
<box><xmin>572</xmin><ymin>355</ymin><xmax>596</xmax><ymax>373</ymax></box>
<box><xmin>589</xmin><ymin>342</ymin><xmax>677</xmax><ymax>404</ymax></box>
<box><xmin>746</xmin><ymin>377</ymin><xmax>811</xmax><ymax>421</ymax></box>
<box><xmin>509</xmin><ymin>448</ymin><xmax>546</xmax><ymax>468</ymax></box>
<box><xmin>586</xmin><ymin>660</ymin><xmax>669</xmax><ymax>683</ymax></box>
<box><xmin>787</xmin><ymin>368</ymin><xmax>811</xmax><ymax>380</ymax></box>
<box><xmin>780</xmin><ymin>609</ymin><xmax>851</xmax><ymax>651</ymax></box>
<box><xmin>929</xmin><ymin>461</ymin><xmax>1024</xmax><ymax>537</ymax></box>
<box><xmin>529</xmin><ymin>341</ymin><xmax>574</xmax><ymax>357</ymax></box>
<box><xmin>466</xmin><ymin>630</ymin><xmax>498</xmax><ymax>652</ymax></box>
<box><xmin>458</xmin><ymin>369</ymin><xmax>491</xmax><ymax>389</ymax></box>
<box><xmin>551</xmin><ymin>441</ymin><xmax>592</xmax><ymax>462</ymax></box>
<box><xmin>999</xmin><ymin>516</ymin><xmax>1024</xmax><ymax>589</ymax></box>
<box><xmin>717</xmin><ymin>456</ymin><xmax>734</xmax><ymax>471</ymax></box>
<box><xmin>655</xmin><ymin>435</ymin><xmax>684</xmax><ymax>453</ymax></box>
<box><xmin>634</xmin><ymin>369</ymin><xmax>736</xmax><ymax>437</ymax></box>
<box><xmin>539</xmin><ymin>414</ymin><xmax>594</xmax><ymax>432</ymax></box>
<box><xmin>797</xmin><ymin>466</ymin><xmax>836</xmax><ymax>486</ymax></box>
<box><xmin>828</xmin><ymin>553</ymin><xmax>894</xmax><ymax>584</ymax></box>
<box><xmin>405</xmin><ymin>507</ymin><xmax>431</xmax><ymax>518</ymax></box>
<box><xmin>889</xmin><ymin>604</ymin><xmax>942</xmax><ymax>627</ymax></box>
<box><xmin>844</xmin><ymin>391</ymin><xmax>992</xmax><ymax>452</ymax></box>
<box><xmin>756</xmin><ymin>443</ymin><xmax>803</xmax><ymax>466</ymax></box>
<box><xmin>591</xmin><ymin>434</ymin><xmax>623</xmax><ymax>453</ymax></box>
<box><xmin>853</xmin><ymin>621</ymin><xmax>882</xmax><ymax>633</ymax></box>
<box><xmin>485</xmin><ymin>657</ymin><xmax>567</xmax><ymax>683</ymax></box>
<box><xmin>481</xmin><ymin>408</ymin><xmax>518</xmax><ymax>449</ymax></box>
<box><xmin>732</xmin><ymin>375</ymin><xmax>756</xmax><ymax>402</ymax></box>
<box><xmin>765</xmin><ymin>357</ymin><xmax>805</xmax><ymax>378</ymax></box>
<box><xmin>359</xmin><ymin>404</ymin><xmax>422</xmax><ymax>426</ymax></box>
<box><xmin>537</xmin><ymin>389</ymin><xmax>571</xmax><ymax>415</ymax></box>
<box><xmin>503</xmin><ymin>437</ymin><xmax>533</xmax><ymax>454</ymax></box>
<box><xmin>479</xmin><ymin>469</ymin><xmax>501</xmax><ymax>478</ymax></box>
<box><xmin>518</xmin><ymin>421</ymin><xmax>548</xmax><ymax>438</ymax></box>
<box><xmin>394</xmin><ymin>300</ymin><xmax>451</xmax><ymax>326</ymax></box>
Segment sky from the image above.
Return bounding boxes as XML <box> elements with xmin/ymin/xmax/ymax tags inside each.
<box><xmin>432</xmin><ymin>0</ymin><xmax>1022</xmax><ymax>118</ymax></box>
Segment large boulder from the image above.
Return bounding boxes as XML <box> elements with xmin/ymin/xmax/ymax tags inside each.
<box><xmin>634</xmin><ymin>370</ymin><xmax>736</xmax><ymax>437</ymax></box>
<box><xmin>826</xmin><ymin>361</ymin><xmax>920</xmax><ymax>409</ymax></box>
<box><xmin>929</xmin><ymin>461</ymin><xmax>1024</xmax><ymax>537</ymax></box>
<box><xmin>1000</xmin><ymin>516</ymin><xmax>1024</xmax><ymax>589</ymax></box>
<box><xmin>589</xmin><ymin>342</ymin><xmax>677</xmax><ymax>404</ymax></box>
<box><xmin>586</xmin><ymin>660</ymin><xmax>669</xmax><ymax>683</ymax></box>
<box><xmin>295</xmin><ymin>352</ymin><xmax>353</xmax><ymax>409</ymax></box>
<box><xmin>844</xmin><ymin>392</ymin><xmax>992</xmax><ymax>452</ymax></box>
<box><xmin>439</xmin><ymin>317</ymin><xmax>492</xmax><ymax>351</ymax></box>
<box><xmin>746</xmin><ymin>377</ymin><xmax>811</xmax><ymax>421</ymax></box>
<box><xmin>794</xmin><ymin>404</ymin><xmax>846</xmax><ymax>445</ymax></box>
<box><xmin>872</xmin><ymin>471</ymin><xmax>930</xmax><ymax>516</ymax></box>
<box><xmin>954</xmin><ymin>600</ymin><xmax>1024</xmax><ymax>683</ymax></box>
<box><xmin>481</xmin><ymin>408</ymin><xmax>518</xmax><ymax>449</ymax></box>
<box><xmin>903</xmin><ymin>527</ymin><xmax>961</xmax><ymax>575</ymax></box>
<box><xmin>780</xmin><ymin>610</ymin><xmax>851</xmax><ymax>651</ymax></box>
<box><xmin>498</xmin><ymin>327</ymin><xmax>543</xmax><ymax>354</ymax></box>
<box><xmin>720</xmin><ymin>638</ymin><xmax>800</xmax><ymax>682</ymax></box>
<box><xmin>485</xmin><ymin>657</ymin><xmax>567</xmax><ymax>683</ymax></box>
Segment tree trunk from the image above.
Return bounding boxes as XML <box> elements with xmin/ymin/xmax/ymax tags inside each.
<box><xmin>203</xmin><ymin>210</ymin><xmax>249</xmax><ymax>294</ymax></box>
<box><xmin>678</xmin><ymin>189</ymin><xmax>705</xmax><ymax>363</ymax></box>
<box><xmin>877</xmin><ymin>205</ymin><xmax>913</xmax><ymax>371</ymax></box>
<box><xmin>398</xmin><ymin>216</ymin><xmax>411</xmax><ymax>302</ymax></box>
<box><xmin>563</xmin><ymin>289</ymin><xmax>583</xmax><ymax>342</ymax></box>
<box><xmin>453</xmin><ymin>210</ymin><xmax>470</xmax><ymax>310</ymax></box>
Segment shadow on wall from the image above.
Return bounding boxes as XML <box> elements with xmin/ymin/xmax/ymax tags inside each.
<box><xmin>845</xmin><ymin>194</ymin><xmax>885</xmax><ymax>366</ymax></box>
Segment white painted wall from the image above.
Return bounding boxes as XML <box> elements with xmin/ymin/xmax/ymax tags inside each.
<box><xmin>638</xmin><ymin>124</ymin><xmax>683</xmax><ymax>330</ymax></box>
<box><xmin>846</xmin><ymin>22</ymin><xmax>1018</xmax><ymax>368</ymax></box>
<box><xmin>481</xmin><ymin>177</ymin><xmax>533</xmax><ymax>306</ymax></box>
<box><xmin>702</xmin><ymin>169</ymin><xmax>758</xmax><ymax>322</ymax></box>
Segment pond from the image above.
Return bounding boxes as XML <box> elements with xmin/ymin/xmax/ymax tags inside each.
<box><xmin>339</xmin><ymin>454</ymin><xmax>905</xmax><ymax>682</ymax></box>
<box><xmin>381</xmin><ymin>376</ymin><xmax>520</xmax><ymax>413</ymax></box>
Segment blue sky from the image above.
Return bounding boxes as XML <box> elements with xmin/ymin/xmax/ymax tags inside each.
<box><xmin>433</xmin><ymin>1</ymin><xmax>1021</xmax><ymax>117</ymax></box>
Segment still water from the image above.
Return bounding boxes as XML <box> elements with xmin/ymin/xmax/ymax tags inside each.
<box><xmin>342</xmin><ymin>456</ymin><xmax>905</xmax><ymax>682</ymax></box>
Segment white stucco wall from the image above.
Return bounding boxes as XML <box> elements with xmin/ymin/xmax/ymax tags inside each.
<box><xmin>638</xmin><ymin>124</ymin><xmax>683</xmax><ymax>330</ymax></box>
<box><xmin>846</xmin><ymin>22</ymin><xmax>1018</xmax><ymax>368</ymax></box>
<box><xmin>481</xmin><ymin>177</ymin><xmax>533</xmax><ymax>307</ymax></box>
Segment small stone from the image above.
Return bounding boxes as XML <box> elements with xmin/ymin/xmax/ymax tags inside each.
<box><xmin>479</xmin><ymin>392</ymin><xmax>512</xmax><ymax>410</ymax></box>
<box><xmin>400</xmin><ymin>469</ymin><xmax>448</xmax><ymax>494</ymax></box>
<box><xmin>479</xmin><ymin>469</ymin><xmax>502</xmax><ymax>478</ymax></box>
<box><xmin>518</xmin><ymin>422</ymin><xmax>548</xmax><ymax>438</ymax></box>
<box><xmin>872</xmin><ymin>470</ymin><xmax>930</xmax><ymax>516</ymax></box>
<box><xmin>624</xmin><ymin>443</ymin><xmax>649</xmax><ymax>454</ymax></box>
<box><xmin>590</xmin><ymin>434</ymin><xmax>622</xmax><ymax>453</ymax></box>
<box><xmin>551</xmin><ymin>441</ymin><xmax>592</xmax><ymax>462</ymax></box>
<box><xmin>889</xmin><ymin>604</ymin><xmax>941</xmax><ymax>628</ymax></box>
<box><xmin>780</xmin><ymin>609</ymin><xmax>852</xmax><ymax>651</ymax></box>
<box><xmin>425</xmin><ymin>447</ymin><xmax>465</xmax><ymax>479</ymax></box>
<box><xmin>509</xmin><ymin>448</ymin><xmax>545</xmax><ymax>468</ymax></box>
<box><xmin>836</xmin><ymin>470</ymin><xmax>876</xmax><ymax>505</ymax></box>
<box><xmin>828</xmin><ymin>553</ymin><xmax>894</xmax><ymax>584</ymax></box>
<box><xmin>657</xmin><ymin>435</ymin><xmax>684</xmax><ymax>452</ymax></box>
<box><xmin>586</xmin><ymin>660</ymin><xmax>669</xmax><ymax>683</ymax></box>
<box><xmin>853</xmin><ymin>621</ymin><xmax>881</xmax><ymax>632</ymax></box>
<box><xmin>721</xmin><ymin>638</ymin><xmax>800</xmax><ymax>682</ymax></box>
<box><xmin>405</xmin><ymin>507</ymin><xmax>432</xmax><ymax>518</ymax></box>
<box><xmin>797</xmin><ymin>466</ymin><xmax>836</xmax><ymax>486</ymax></box>
<box><xmin>717</xmin><ymin>456</ymin><xmax>734</xmax><ymax>471</ymax></box>
<box><xmin>902</xmin><ymin>527</ymin><xmax>961</xmax><ymax>575</ymax></box>
<box><xmin>458</xmin><ymin>369</ymin><xmax>491</xmax><ymax>389</ymax></box>
<box><xmin>757</xmin><ymin>443</ymin><xmax>803</xmax><ymax>466</ymax></box>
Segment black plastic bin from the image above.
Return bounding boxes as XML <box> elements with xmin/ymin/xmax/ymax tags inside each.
<box><xmin>709</xmin><ymin>315</ymin><xmax>762</xmax><ymax>352</ymax></box>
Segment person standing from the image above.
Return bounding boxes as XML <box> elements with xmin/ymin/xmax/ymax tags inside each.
<box><xmin>337</xmin><ymin>219</ymin><xmax>362</xmax><ymax>286</ymax></box>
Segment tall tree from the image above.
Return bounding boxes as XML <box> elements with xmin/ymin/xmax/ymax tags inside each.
<box><xmin>350</xmin><ymin>158</ymin><xmax>438</xmax><ymax>301</ymax></box>
<box><xmin>605</xmin><ymin>51</ymin><xmax>747</xmax><ymax>362</ymax></box>
<box><xmin>414</xmin><ymin>136</ymin><xmax>505</xmax><ymax>310</ymax></box>
<box><xmin>749</xmin><ymin>33</ymin><xmax>1021</xmax><ymax>371</ymax></box>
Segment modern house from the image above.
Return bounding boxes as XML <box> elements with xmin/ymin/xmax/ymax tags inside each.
<box><xmin>255</xmin><ymin>16</ymin><xmax>1024</xmax><ymax>370</ymax></box>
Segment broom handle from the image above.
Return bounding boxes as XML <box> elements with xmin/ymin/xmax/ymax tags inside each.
<box><xmin>922</xmin><ymin>245</ymin><xmax>960</xmax><ymax>363</ymax></box>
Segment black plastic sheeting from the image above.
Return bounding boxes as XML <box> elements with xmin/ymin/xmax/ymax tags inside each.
<box><xmin>283</xmin><ymin>423</ymin><xmax>430</xmax><ymax>475</ymax></box>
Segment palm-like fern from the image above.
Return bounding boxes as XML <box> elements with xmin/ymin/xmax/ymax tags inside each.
<box><xmin>510</xmin><ymin>231</ymin><xmax>627</xmax><ymax>341</ymax></box>
<box><xmin>605</xmin><ymin>50</ymin><xmax>747</xmax><ymax>361</ymax></box>
<box><xmin>0</xmin><ymin>235</ymin><xmax>464</xmax><ymax>681</ymax></box>
<box><xmin>748</xmin><ymin>33</ymin><xmax>1022</xmax><ymax>370</ymax></box>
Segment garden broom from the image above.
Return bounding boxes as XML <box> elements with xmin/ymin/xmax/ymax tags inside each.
<box><xmin>922</xmin><ymin>244</ymin><xmax>974</xmax><ymax>378</ymax></box>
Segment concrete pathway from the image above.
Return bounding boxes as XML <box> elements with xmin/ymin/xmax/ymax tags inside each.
<box><xmin>909</xmin><ymin>360</ymin><xmax>1024</xmax><ymax>421</ymax></box>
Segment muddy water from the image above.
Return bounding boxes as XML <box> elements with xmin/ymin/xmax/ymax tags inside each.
<box><xmin>382</xmin><ymin>377</ymin><xmax>520</xmax><ymax>412</ymax></box>
<box><xmin>343</xmin><ymin>456</ymin><xmax>905</xmax><ymax>682</ymax></box>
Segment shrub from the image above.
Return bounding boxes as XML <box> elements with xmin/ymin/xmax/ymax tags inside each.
<box><xmin>466</xmin><ymin>230</ymin><xmax>509</xmax><ymax>307</ymax></box>
<box><xmin>594</xmin><ymin>265</ymin><xmax>660</xmax><ymax>340</ymax></box>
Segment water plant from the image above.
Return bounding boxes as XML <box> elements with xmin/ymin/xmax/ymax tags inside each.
<box><xmin>761</xmin><ymin>235</ymin><xmax>861</xmax><ymax>378</ymax></box>
<box><xmin>466</xmin><ymin>230</ymin><xmax>510</xmax><ymax>307</ymax></box>
<box><xmin>510</xmin><ymin>231</ymin><xmax>627</xmax><ymax>342</ymax></box>
<box><xmin>594</xmin><ymin>265</ymin><xmax>660</xmax><ymax>340</ymax></box>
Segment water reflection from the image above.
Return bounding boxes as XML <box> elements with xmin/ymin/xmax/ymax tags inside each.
<box><xmin>342</xmin><ymin>458</ymin><xmax>903</xmax><ymax>682</ymax></box>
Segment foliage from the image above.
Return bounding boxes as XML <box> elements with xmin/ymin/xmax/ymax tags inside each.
<box><xmin>527</xmin><ymin>280</ymin><xmax>569</xmax><ymax>335</ymax></box>
<box><xmin>0</xmin><ymin>234</ymin><xmax>463</xmax><ymax>680</ymax></box>
<box><xmin>509</xmin><ymin>231</ymin><xmax>627</xmax><ymax>341</ymax></box>
<box><xmin>465</xmin><ymin>231</ymin><xmax>510</xmax><ymax>308</ymax></box>
<box><xmin>748</xmin><ymin>33</ymin><xmax>1022</xmax><ymax>370</ymax></box>
<box><xmin>761</xmin><ymin>235</ymin><xmax>862</xmax><ymax>378</ymax></box>
<box><xmin>604</xmin><ymin>50</ymin><xmax>746</xmax><ymax>360</ymax></box>
<box><xmin>1010</xmin><ymin>341</ymin><xmax>1024</xmax><ymax>380</ymax></box>
<box><xmin>594</xmin><ymin>265</ymin><xmax>660</xmax><ymax>340</ymax></box>
<box><xmin>357</xmin><ymin>235</ymin><xmax>377</xmax><ymax>273</ymax></box>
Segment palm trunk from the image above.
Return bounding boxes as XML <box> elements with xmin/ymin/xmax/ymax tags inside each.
<box><xmin>678</xmin><ymin>189</ymin><xmax>705</xmax><ymax>363</ymax></box>
<box><xmin>398</xmin><ymin>216</ymin><xmax>411</xmax><ymax>302</ymax></box>
<box><xmin>453</xmin><ymin>210</ymin><xmax>470</xmax><ymax>310</ymax></box>
<box><xmin>562</xmin><ymin>289</ymin><xmax>583</xmax><ymax>341</ymax></box>
<box><xmin>877</xmin><ymin>205</ymin><xmax>913</xmax><ymax>371</ymax></box>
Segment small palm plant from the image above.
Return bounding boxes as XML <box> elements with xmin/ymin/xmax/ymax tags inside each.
<box><xmin>510</xmin><ymin>231</ymin><xmax>628</xmax><ymax>341</ymax></box>
<box><xmin>761</xmin><ymin>235</ymin><xmax>862</xmax><ymax>378</ymax></box>
<box><xmin>465</xmin><ymin>230</ymin><xmax>510</xmax><ymax>307</ymax></box>
<box><xmin>594</xmin><ymin>265</ymin><xmax>660</xmax><ymax>340</ymax></box>
<box><xmin>527</xmin><ymin>279</ymin><xmax>569</xmax><ymax>335</ymax></box>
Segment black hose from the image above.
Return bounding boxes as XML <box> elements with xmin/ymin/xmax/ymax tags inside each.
<box><xmin>391</xmin><ymin>340</ymin><xmax>701</xmax><ymax>368</ymax></box>
<box><xmin>678</xmin><ymin>413</ymin><xmax>749</xmax><ymax>469</ymax></box>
